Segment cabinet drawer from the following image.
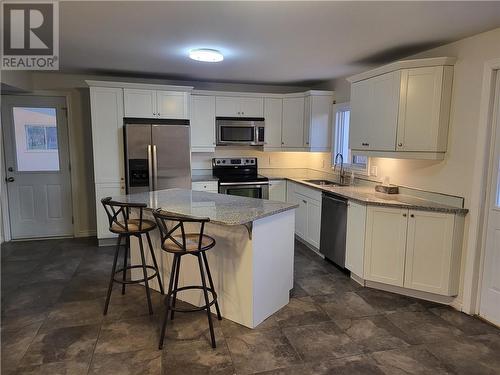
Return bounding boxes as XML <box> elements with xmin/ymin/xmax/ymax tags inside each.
<box><xmin>192</xmin><ymin>181</ymin><xmax>218</xmax><ymax>192</ymax></box>
<box><xmin>294</xmin><ymin>182</ymin><xmax>322</xmax><ymax>201</ymax></box>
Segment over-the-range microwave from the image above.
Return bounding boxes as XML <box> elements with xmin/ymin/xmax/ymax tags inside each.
<box><xmin>216</xmin><ymin>117</ymin><xmax>265</xmax><ymax>146</ymax></box>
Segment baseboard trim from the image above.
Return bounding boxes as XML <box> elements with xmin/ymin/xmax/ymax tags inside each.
<box><xmin>98</xmin><ymin>237</ymin><xmax>118</xmax><ymax>247</ymax></box>
<box><xmin>75</xmin><ymin>230</ymin><xmax>97</xmax><ymax>238</ymax></box>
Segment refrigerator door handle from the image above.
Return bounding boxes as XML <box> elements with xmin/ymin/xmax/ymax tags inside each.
<box><xmin>152</xmin><ymin>144</ymin><xmax>158</xmax><ymax>191</ymax></box>
<box><xmin>147</xmin><ymin>144</ymin><xmax>153</xmax><ymax>191</ymax></box>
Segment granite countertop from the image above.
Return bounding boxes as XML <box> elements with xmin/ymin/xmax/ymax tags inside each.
<box><xmin>112</xmin><ymin>188</ymin><xmax>298</xmax><ymax>225</ymax></box>
<box><xmin>289</xmin><ymin>178</ymin><xmax>468</xmax><ymax>215</ymax></box>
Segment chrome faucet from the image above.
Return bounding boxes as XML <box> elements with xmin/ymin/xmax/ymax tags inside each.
<box><xmin>334</xmin><ymin>153</ymin><xmax>345</xmax><ymax>184</ymax></box>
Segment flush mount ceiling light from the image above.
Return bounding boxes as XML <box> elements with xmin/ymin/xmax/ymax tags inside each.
<box><xmin>189</xmin><ymin>48</ymin><xmax>224</xmax><ymax>63</ymax></box>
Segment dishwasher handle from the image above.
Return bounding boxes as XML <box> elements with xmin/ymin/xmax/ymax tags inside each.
<box><xmin>322</xmin><ymin>193</ymin><xmax>348</xmax><ymax>205</ymax></box>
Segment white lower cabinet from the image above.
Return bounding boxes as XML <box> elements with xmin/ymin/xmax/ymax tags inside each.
<box><xmin>404</xmin><ymin>210</ymin><xmax>460</xmax><ymax>295</ymax></box>
<box><xmin>289</xmin><ymin>182</ymin><xmax>322</xmax><ymax>249</ymax></box>
<box><xmin>364</xmin><ymin>206</ymin><xmax>408</xmax><ymax>287</ymax></box>
<box><xmin>346</xmin><ymin>201</ymin><xmax>367</xmax><ymax>278</ymax></box>
<box><xmin>268</xmin><ymin>180</ymin><xmax>286</xmax><ymax>202</ymax></box>
<box><xmin>191</xmin><ymin>181</ymin><xmax>218</xmax><ymax>193</ymax></box>
<box><xmin>361</xmin><ymin>205</ymin><xmax>462</xmax><ymax>296</ymax></box>
<box><xmin>95</xmin><ymin>182</ymin><xmax>125</xmax><ymax>240</ymax></box>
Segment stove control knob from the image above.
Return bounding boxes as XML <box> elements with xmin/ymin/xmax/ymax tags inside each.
<box><xmin>222</xmin><ymin>160</ymin><xmax>226</xmax><ymax>164</ymax></box>
<box><xmin>216</xmin><ymin>160</ymin><xmax>220</xmax><ymax>164</ymax></box>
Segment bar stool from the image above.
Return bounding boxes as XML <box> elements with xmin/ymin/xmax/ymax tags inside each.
<box><xmin>153</xmin><ymin>209</ymin><xmax>222</xmax><ymax>350</ymax></box>
<box><xmin>101</xmin><ymin>197</ymin><xmax>164</xmax><ymax>315</ymax></box>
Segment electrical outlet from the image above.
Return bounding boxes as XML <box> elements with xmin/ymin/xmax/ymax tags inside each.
<box><xmin>370</xmin><ymin>165</ymin><xmax>378</xmax><ymax>177</ymax></box>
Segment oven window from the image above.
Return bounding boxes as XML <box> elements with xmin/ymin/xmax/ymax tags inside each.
<box><xmin>221</xmin><ymin>126</ymin><xmax>254</xmax><ymax>142</ymax></box>
<box><xmin>226</xmin><ymin>187</ymin><xmax>261</xmax><ymax>199</ymax></box>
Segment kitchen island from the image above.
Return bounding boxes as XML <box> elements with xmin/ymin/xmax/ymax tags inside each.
<box><xmin>112</xmin><ymin>188</ymin><xmax>297</xmax><ymax>328</ymax></box>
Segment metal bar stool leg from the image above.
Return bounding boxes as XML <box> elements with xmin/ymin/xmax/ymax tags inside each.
<box><xmin>159</xmin><ymin>254</ymin><xmax>178</xmax><ymax>350</ymax></box>
<box><xmin>197</xmin><ymin>253</ymin><xmax>216</xmax><ymax>348</ymax></box>
<box><xmin>104</xmin><ymin>234</ymin><xmax>122</xmax><ymax>315</ymax></box>
<box><xmin>202</xmin><ymin>252</ymin><xmax>222</xmax><ymax>321</ymax></box>
<box><xmin>146</xmin><ymin>232</ymin><xmax>164</xmax><ymax>295</ymax></box>
<box><xmin>121</xmin><ymin>236</ymin><xmax>129</xmax><ymax>295</ymax></box>
<box><xmin>170</xmin><ymin>254</ymin><xmax>182</xmax><ymax>321</ymax></box>
<box><xmin>138</xmin><ymin>234</ymin><xmax>153</xmax><ymax>315</ymax></box>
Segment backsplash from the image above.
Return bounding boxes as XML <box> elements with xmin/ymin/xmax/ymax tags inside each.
<box><xmin>191</xmin><ymin>149</ymin><xmax>333</xmax><ymax>170</ymax></box>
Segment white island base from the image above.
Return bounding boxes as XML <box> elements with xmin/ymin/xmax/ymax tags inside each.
<box><xmin>130</xmin><ymin>209</ymin><xmax>294</xmax><ymax>328</ymax></box>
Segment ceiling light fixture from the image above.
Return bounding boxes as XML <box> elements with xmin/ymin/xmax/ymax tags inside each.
<box><xmin>189</xmin><ymin>48</ymin><xmax>224</xmax><ymax>63</ymax></box>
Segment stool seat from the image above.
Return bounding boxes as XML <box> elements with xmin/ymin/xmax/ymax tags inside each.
<box><xmin>110</xmin><ymin>219</ymin><xmax>156</xmax><ymax>234</ymax></box>
<box><xmin>162</xmin><ymin>234</ymin><xmax>215</xmax><ymax>253</ymax></box>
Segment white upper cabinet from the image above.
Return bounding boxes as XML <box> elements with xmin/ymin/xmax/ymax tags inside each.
<box><xmin>350</xmin><ymin>71</ymin><xmax>400</xmax><ymax>151</ymax></box>
<box><xmin>89</xmin><ymin>86</ymin><xmax>125</xmax><ymax>184</ymax></box>
<box><xmin>215</xmin><ymin>96</ymin><xmax>263</xmax><ymax>117</ymax></box>
<box><xmin>191</xmin><ymin>95</ymin><xmax>216</xmax><ymax>152</ymax></box>
<box><xmin>397</xmin><ymin>66</ymin><xmax>453</xmax><ymax>152</ymax></box>
<box><xmin>263</xmin><ymin>97</ymin><xmax>283</xmax><ymax>149</ymax></box>
<box><xmin>123</xmin><ymin>89</ymin><xmax>155</xmax><ymax>118</ymax></box>
<box><xmin>348</xmin><ymin>57</ymin><xmax>455</xmax><ymax>159</ymax></box>
<box><xmin>303</xmin><ymin>93</ymin><xmax>333</xmax><ymax>151</ymax></box>
<box><xmin>124</xmin><ymin>89</ymin><xmax>190</xmax><ymax>119</ymax></box>
<box><xmin>156</xmin><ymin>91</ymin><xmax>190</xmax><ymax>119</ymax></box>
<box><xmin>282</xmin><ymin>97</ymin><xmax>305</xmax><ymax>148</ymax></box>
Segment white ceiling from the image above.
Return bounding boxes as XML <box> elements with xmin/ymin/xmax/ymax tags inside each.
<box><xmin>60</xmin><ymin>1</ymin><xmax>500</xmax><ymax>86</ymax></box>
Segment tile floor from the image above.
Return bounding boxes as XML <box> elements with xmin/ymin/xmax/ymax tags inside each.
<box><xmin>1</xmin><ymin>238</ymin><xmax>499</xmax><ymax>374</ymax></box>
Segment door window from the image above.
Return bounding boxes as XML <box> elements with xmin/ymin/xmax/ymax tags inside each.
<box><xmin>12</xmin><ymin>107</ymin><xmax>60</xmax><ymax>171</ymax></box>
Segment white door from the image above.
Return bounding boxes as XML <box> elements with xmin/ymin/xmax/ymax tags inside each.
<box><xmin>157</xmin><ymin>91</ymin><xmax>188</xmax><ymax>119</ymax></box>
<box><xmin>2</xmin><ymin>96</ymin><xmax>73</xmax><ymax>239</ymax></box>
<box><xmin>282</xmin><ymin>97</ymin><xmax>305</xmax><ymax>148</ymax></box>
<box><xmin>191</xmin><ymin>95</ymin><xmax>216</xmax><ymax>150</ymax></box>
<box><xmin>306</xmin><ymin>198</ymin><xmax>321</xmax><ymax>248</ymax></box>
<box><xmin>123</xmin><ymin>89</ymin><xmax>156</xmax><ymax>118</ymax></box>
<box><xmin>480</xmin><ymin>73</ymin><xmax>500</xmax><ymax>326</ymax></box>
<box><xmin>404</xmin><ymin>210</ymin><xmax>455</xmax><ymax>295</ymax></box>
<box><xmin>364</xmin><ymin>206</ymin><xmax>408</xmax><ymax>287</ymax></box>
<box><xmin>239</xmin><ymin>97</ymin><xmax>263</xmax><ymax>117</ymax></box>
<box><xmin>263</xmin><ymin>98</ymin><xmax>283</xmax><ymax>149</ymax></box>
<box><xmin>215</xmin><ymin>96</ymin><xmax>240</xmax><ymax>117</ymax></box>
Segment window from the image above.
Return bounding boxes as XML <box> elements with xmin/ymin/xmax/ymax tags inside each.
<box><xmin>332</xmin><ymin>103</ymin><xmax>368</xmax><ymax>173</ymax></box>
<box><xmin>12</xmin><ymin>107</ymin><xmax>60</xmax><ymax>171</ymax></box>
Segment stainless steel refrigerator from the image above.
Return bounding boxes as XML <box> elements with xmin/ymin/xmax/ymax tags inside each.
<box><xmin>124</xmin><ymin>119</ymin><xmax>191</xmax><ymax>194</ymax></box>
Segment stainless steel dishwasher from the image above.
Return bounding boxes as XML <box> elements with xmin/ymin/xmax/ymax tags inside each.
<box><xmin>319</xmin><ymin>192</ymin><xmax>348</xmax><ymax>268</ymax></box>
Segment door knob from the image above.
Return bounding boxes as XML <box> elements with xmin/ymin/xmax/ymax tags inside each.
<box><xmin>5</xmin><ymin>177</ymin><xmax>14</xmax><ymax>182</ymax></box>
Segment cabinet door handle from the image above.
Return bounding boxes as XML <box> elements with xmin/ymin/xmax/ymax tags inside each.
<box><xmin>398</xmin><ymin>142</ymin><xmax>403</xmax><ymax>147</ymax></box>
<box><xmin>302</xmin><ymin>199</ymin><xmax>307</xmax><ymax>204</ymax></box>
<box><xmin>281</xmin><ymin>142</ymin><xmax>284</xmax><ymax>145</ymax></box>
<box><xmin>410</xmin><ymin>214</ymin><xmax>414</xmax><ymax>218</ymax></box>
<box><xmin>362</xmin><ymin>142</ymin><xmax>369</xmax><ymax>146</ymax></box>
<box><xmin>403</xmin><ymin>213</ymin><xmax>407</xmax><ymax>217</ymax></box>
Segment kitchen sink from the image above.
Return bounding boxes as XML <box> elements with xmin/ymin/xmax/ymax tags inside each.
<box><xmin>304</xmin><ymin>179</ymin><xmax>344</xmax><ymax>187</ymax></box>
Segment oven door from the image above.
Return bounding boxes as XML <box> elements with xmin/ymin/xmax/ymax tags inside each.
<box><xmin>219</xmin><ymin>181</ymin><xmax>269</xmax><ymax>199</ymax></box>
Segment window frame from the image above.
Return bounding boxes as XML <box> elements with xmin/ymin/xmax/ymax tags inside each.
<box><xmin>331</xmin><ymin>102</ymin><xmax>369</xmax><ymax>175</ymax></box>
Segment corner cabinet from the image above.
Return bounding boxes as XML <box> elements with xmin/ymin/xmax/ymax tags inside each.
<box><xmin>303</xmin><ymin>93</ymin><xmax>333</xmax><ymax>151</ymax></box>
<box><xmin>348</xmin><ymin>57</ymin><xmax>455</xmax><ymax>160</ymax></box>
<box><xmin>123</xmin><ymin>89</ymin><xmax>190</xmax><ymax>119</ymax></box>
<box><xmin>282</xmin><ymin>97</ymin><xmax>305</xmax><ymax>148</ymax></box>
<box><xmin>268</xmin><ymin>179</ymin><xmax>287</xmax><ymax>202</ymax></box>
<box><xmin>362</xmin><ymin>205</ymin><xmax>463</xmax><ymax>296</ymax></box>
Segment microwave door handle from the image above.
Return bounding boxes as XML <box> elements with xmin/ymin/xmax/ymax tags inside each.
<box><xmin>147</xmin><ymin>144</ymin><xmax>153</xmax><ymax>191</ymax></box>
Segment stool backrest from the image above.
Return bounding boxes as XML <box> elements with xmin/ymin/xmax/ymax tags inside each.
<box><xmin>101</xmin><ymin>197</ymin><xmax>147</xmax><ymax>232</ymax></box>
<box><xmin>153</xmin><ymin>209</ymin><xmax>210</xmax><ymax>253</ymax></box>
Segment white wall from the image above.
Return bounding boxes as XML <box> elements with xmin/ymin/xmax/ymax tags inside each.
<box><xmin>333</xmin><ymin>27</ymin><xmax>500</xmax><ymax>309</ymax></box>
